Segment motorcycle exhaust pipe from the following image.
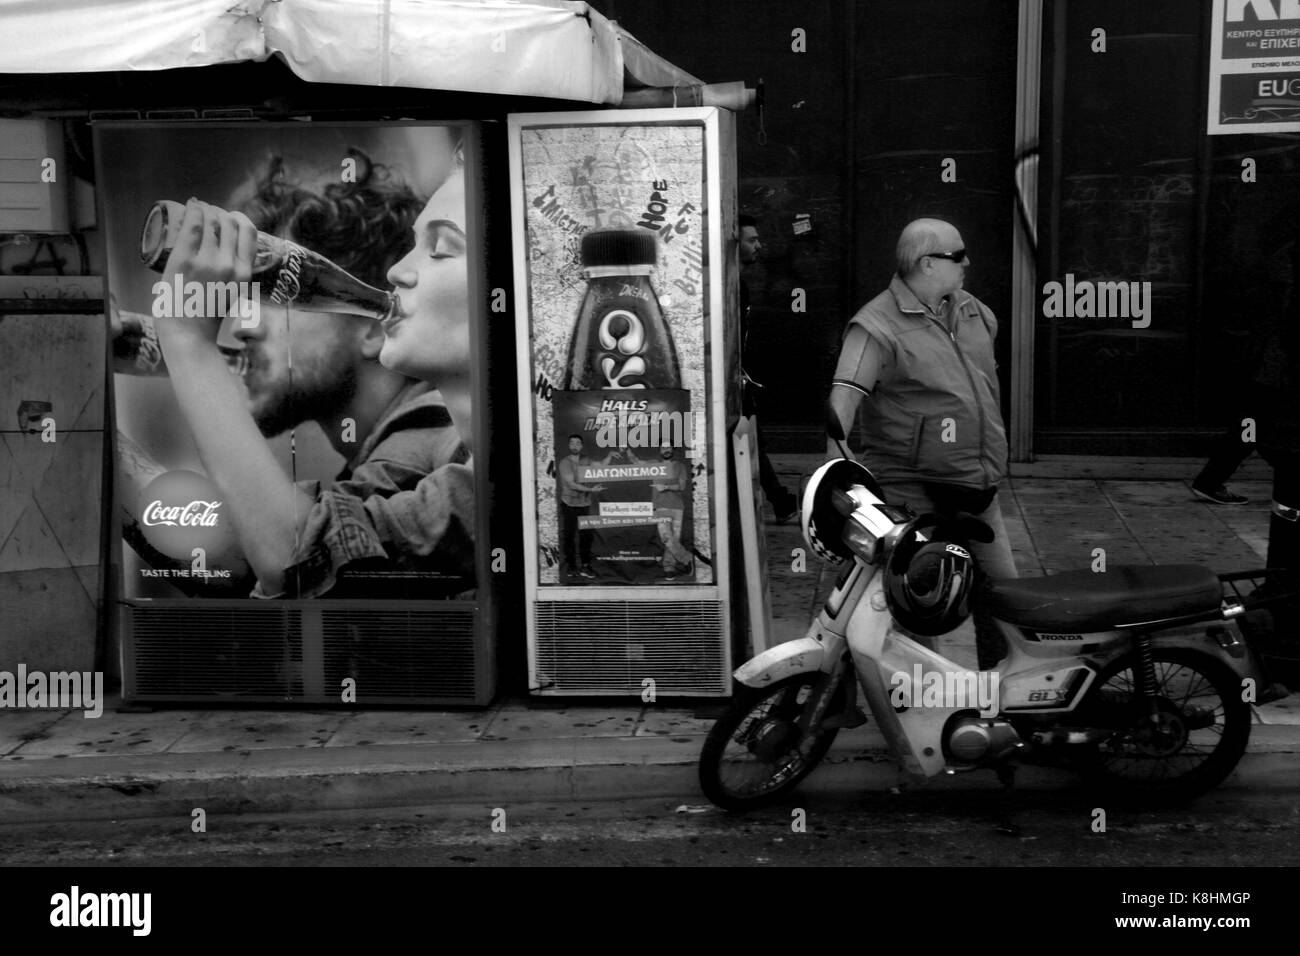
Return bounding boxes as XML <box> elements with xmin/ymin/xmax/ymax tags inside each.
<box><xmin>1030</xmin><ymin>728</ymin><xmax>1112</xmax><ymax>747</ymax></box>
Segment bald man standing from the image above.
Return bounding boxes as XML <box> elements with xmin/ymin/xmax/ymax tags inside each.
<box><xmin>828</xmin><ymin>218</ymin><xmax>1015</xmax><ymax>662</ymax></box>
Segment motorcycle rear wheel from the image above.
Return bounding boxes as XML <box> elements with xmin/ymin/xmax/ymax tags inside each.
<box><xmin>698</xmin><ymin>673</ymin><xmax>845</xmax><ymax>812</ymax></box>
<box><xmin>1078</xmin><ymin>648</ymin><xmax>1250</xmax><ymax>803</ymax></box>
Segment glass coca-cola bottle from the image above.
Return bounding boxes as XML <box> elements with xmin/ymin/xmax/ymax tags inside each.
<box><xmin>139</xmin><ymin>199</ymin><xmax>395</xmax><ymax>321</ymax></box>
<box><xmin>111</xmin><ymin>305</ymin><xmax>248</xmax><ymax>377</ymax></box>
<box><xmin>563</xmin><ymin>229</ymin><xmax>680</xmax><ymax>390</ymax></box>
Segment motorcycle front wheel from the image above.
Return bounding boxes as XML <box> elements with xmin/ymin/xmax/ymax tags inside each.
<box><xmin>1078</xmin><ymin>648</ymin><xmax>1251</xmax><ymax>803</ymax></box>
<box><xmin>698</xmin><ymin>673</ymin><xmax>845</xmax><ymax>812</ymax></box>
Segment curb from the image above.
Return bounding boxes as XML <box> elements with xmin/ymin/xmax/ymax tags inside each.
<box><xmin>2</xmin><ymin>727</ymin><xmax>1297</xmax><ymax>824</ymax></box>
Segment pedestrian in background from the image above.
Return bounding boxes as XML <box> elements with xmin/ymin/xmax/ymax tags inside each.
<box><xmin>739</xmin><ymin>213</ymin><xmax>799</xmax><ymax>523</ymax></box>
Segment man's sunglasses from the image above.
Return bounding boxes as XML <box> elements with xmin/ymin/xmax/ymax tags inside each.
<box><xmin>926</xmin><ymin>249</ymin><xmax>967</xmax><ymax>262</ymax></box>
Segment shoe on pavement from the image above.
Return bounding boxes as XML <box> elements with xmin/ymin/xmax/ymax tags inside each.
<box><xmin>577</xmin><ymin>565</ymin><xmax>596</xmax><ymax>579</ymax></box>
<box><xmin>1192</xmin><ymin>484</ymin><xmax>1248</xmax><ymax>505</ymax></box>
<box><xmin>772</xmin><ymin>494</ymin><xmax>800</xmax><ymax>524</ymax></box>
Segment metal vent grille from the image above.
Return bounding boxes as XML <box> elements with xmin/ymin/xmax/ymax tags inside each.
<box><xmin>129</xmin><ymin>605</ymin><xmax>305</xmax><ymax>700</ymax></box>
<box><xmin>533</xmin><ymin>600</ymin><xmax>729</xmax><ymax>696</ymax></box>
<box><xmin>320</xmin><ymin>606</ymin><xmax>479</xmax><ymax>703</ymax></box>
<box><xmin>125</xmin><ymin>603</ymin><xmax>485</xmax><ymax>705</ymax></box>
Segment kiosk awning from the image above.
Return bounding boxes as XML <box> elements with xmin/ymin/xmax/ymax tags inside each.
<box><xmin>0</xmin><ymin>0</ymin><xmax>702</xmax><ymax>105</ymax></box>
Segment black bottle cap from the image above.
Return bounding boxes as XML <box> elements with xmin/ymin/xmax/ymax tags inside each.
<box><xmin>580</xmin><ymin>228</ymin><xmax>658</xmax><ymax>268</ymax></box>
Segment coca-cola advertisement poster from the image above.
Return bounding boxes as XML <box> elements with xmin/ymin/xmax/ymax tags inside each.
<box><xmin>97</xmin><ymin>123</ymin><xmax>481</xmax><ymax>601</ymax></box>
<box><xmin>519</xmin><ymin>122</ymin><xmax>715</xmax><ymax>587</ymax></box>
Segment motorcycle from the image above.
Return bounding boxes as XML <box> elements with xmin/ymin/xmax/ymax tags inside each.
<box><xmin>699</xmin><ymin>458</ymin><xmax>1290</xmax><ymax>811</ymax></box>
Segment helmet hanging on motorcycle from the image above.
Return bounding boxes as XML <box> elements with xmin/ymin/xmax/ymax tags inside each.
<box><xmin>801</xmin><ymin>458</ymin><xmax>888</xmax><ymax>565</ymax></box>
<box><xmin>885</xmin><ymin>514</ymin><xmax>979</xmax><ymax>636</ymax></box>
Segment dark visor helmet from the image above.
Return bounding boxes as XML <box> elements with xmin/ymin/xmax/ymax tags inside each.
<box><xmin>801</xmin><ymin>458</ymin><xmax>887</xmax><ymax>565</ymax></box>
<box><xmin>885</xmin><ymin>514</ymin><xmax>979</xmax><ymax>636</ymax></box>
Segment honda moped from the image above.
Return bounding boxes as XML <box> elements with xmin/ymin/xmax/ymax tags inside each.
<box><xmin>699</xmin><ymin>459</ymin><xmax>1288</xmax><ymax>810</ymax></box>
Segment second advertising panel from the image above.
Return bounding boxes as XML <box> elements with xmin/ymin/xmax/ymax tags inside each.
<box><xmin>521</xmin><ymin>120</ymin><xmax>715</xmax><ymax>588</ymax></box>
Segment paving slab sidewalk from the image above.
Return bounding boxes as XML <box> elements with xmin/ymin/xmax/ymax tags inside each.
<box><xmin>1</xmin><ymin>466</ymin><xmax>1297</xmax><ymax>823</ymax></box>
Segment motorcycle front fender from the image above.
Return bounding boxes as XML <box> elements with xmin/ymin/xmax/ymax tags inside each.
<box><xmin>734</xmin><ymin>635</ymin><xmax>827</xmax><ymax>688</ymax></box>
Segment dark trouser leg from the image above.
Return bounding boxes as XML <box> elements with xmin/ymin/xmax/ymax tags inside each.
<box><xmin>1195</xmin><ymin>418</ymin><xmax>1255</xmax><ymax>490</ymax></box>
<box><xmin>755</xmin><ymin>420</ymin><xmax>795</xmax><ymax>512</ymax></box>
<box><xmin>579</xmin><ymin>522</ymin><xmax>593</xmax><ymax>567</ymax></box>
<box><xmin>975</xmin><ymin>611</ymin><xmax>1007</xmax><ymax>672</ymax></box>
<box><xmin>758</xmin><ymin>446</ymin><xmax>788</xmax><ymax>506</ymax></box>
<box><xmin>560</xmin><ymin>504</ymin><xmax>579</xmax><ymax>569</ymax></box>
<box><xmin>967</xmin><ymin>495</ymin><xmax>1015</xmax><ymax>670</ymax></box>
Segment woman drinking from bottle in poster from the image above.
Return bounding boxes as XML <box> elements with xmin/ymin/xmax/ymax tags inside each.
<box><xmin>149</xmin><ymin>130</ymin><xmax>478</xmax><ymax>600</ymax></box>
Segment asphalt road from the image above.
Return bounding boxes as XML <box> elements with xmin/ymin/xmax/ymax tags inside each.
<box><xmin>2</xmin><ymin>782</ymin><xmax>1298</xmax><ymax>868</ymax></box>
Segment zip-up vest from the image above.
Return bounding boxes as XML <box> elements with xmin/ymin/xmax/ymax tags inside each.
<box><xmin>846</xmin><ymin>275</ymin><xmax>1008</xmax><ymax>489</ymax></box>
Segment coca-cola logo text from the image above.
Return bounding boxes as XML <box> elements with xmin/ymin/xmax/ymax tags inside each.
<box><xmin>142</xmin><ymin>499</ymin><xmax>222</xmax><ymax>528</ymax></box>
<box><xmin>135</xmin><ymin>470</ymin><xmax>236</xmax><ymax>562</ymax></box>
<box><xmin>271</xmin><ymin>245</ymin><xmax>303</xmax><ymax>305</ymax></box>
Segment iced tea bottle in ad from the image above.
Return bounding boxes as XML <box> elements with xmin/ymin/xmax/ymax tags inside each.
<box><xmin>563</xmin><ymin>229</ymin><xmax>680</xmax><ymax>390</ymax></box>
<box><xmin>140</xmin><ymin>199</ymin><xmax>395</xmax><ymax>321</ymax></box>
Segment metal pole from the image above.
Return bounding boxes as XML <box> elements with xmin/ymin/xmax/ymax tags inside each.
<box><xmin>1010</xmin><ymin>0</ymin><xmax>1044</xmax><ymax>462</ymax></box>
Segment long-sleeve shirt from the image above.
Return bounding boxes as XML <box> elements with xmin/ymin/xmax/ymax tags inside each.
<box><xmin>253</xmin><ymin>381</ymin><xmax>475</xmax><ymax>599</ymax></box>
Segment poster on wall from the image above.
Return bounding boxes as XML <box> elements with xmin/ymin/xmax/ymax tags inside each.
<box><xmin>520</xmin><ymin>121</ymin><xmax>714</xmax><ymax>587</ymax></box>
<box><xmin>97</xmin><ymin>122</ymin><xmax>482</xmax><ymax>601</ymax></box>
<box><xmin>1209</xmin><ymin>0</ymin><xmax>1300</xmax><ymax>133</ymax></box>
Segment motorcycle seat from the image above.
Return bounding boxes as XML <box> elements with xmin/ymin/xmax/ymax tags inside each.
<box><xmin>981</xmin><ymin>565</ymin><xmax>1222</xmax><ymax>632</ymax></box>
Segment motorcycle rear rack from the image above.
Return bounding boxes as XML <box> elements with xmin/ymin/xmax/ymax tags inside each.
<box><xmin>1108</xmin><ymin>569</ymin><xmax>1300</xmax><ymax>633</ymax></box>
<box><xmin>1219</xmin><ymin>569</ymin><xmax>1300</xmax><ymax>614</ymax></box>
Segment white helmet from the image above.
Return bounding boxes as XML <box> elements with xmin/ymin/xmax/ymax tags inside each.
<box><xmin>800</xmin><ymin>458</ymin><xmax>886</xmax><ymax>565</ymax></box>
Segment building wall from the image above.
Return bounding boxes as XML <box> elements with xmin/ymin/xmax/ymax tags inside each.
<box><xmin>1035</xmin><ymin>0</ymin><xmax>1300</xmax><ymax>454</ymax></box>
<box><xmin>600</xmin><ymin>0</ymin><xmax>1300</xmax><ymax>458</ymax></box>
<box><xmin>594</xmin><ymin>0</ymin><xmax>1019</xmax><ymax>448</ymax></box>
<box><xmin>0</xmin><ymin>301</ymin><xmax>105</xmax><ymax>675</ymax></box>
